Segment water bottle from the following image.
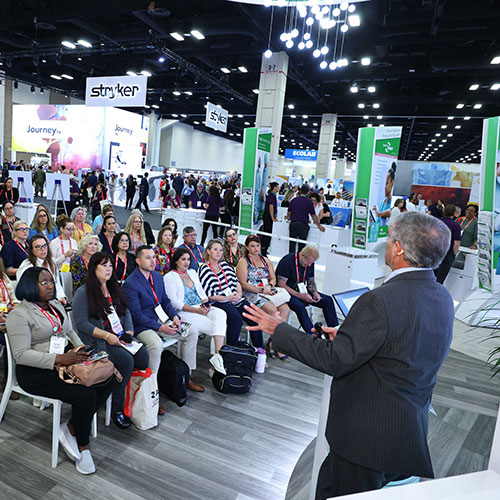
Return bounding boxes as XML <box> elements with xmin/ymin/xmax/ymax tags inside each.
<box><xmin>255</xmin><ymin>348</ymin><xmax>266</xmax><ymax>373</ymax></box>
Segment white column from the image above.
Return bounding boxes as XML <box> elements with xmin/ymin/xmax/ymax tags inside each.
<box><xmin>255</xmin><ymin>51</ymin><xmax>288</xmax><ymax>180</ymax></box>
<box><xmin>316</xmin><ymin>113</ymin><xmax>337</xmax><ymax>178</ymax></box>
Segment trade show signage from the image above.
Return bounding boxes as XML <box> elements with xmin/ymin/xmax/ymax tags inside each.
<box><xmin>85</xmin><ymin>75</ymin><xmax>148</xmax><ymax>107</ymax></box>
<box><xmin>205</xmin><ymin>102</ymin><xmax>228</xmax><ymax>133</ymax></box>
<box><xmin>352</xmin><ymin>126</ymin><xmax>402</xmax><ymax>250</ymax></box>
<box><xmin>285</xmin><ymin>149</ymin><xmax>318</xmax><ymax>161</ymax></box>
<box><xmin>478</xmin><ymin>116</ymin><xmax>500</xmax><ymax>291</ymax></box>
<box><xmin>240</xmin><ymin>127</ymin><xmax>272</xmax><ymax>234</ymax></box>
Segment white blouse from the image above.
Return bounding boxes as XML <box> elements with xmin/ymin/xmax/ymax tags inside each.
<box><xmin>49</xmin><ymin>236</ymin><xmax>78</xmax><ymax>269</ymax></box>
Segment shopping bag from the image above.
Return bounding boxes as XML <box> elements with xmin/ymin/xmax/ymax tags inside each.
<box><xmin>124</xmin><ymin>368</ymin><xmax>159</xmax><ymax>430</ymax></box>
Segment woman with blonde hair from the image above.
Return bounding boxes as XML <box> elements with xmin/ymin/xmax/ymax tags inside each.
<box><xmin>70</xmin><ymin>233</ymin><xmax>102</xmax><ymax>293</ymax></box>
<box><xmin>71</xmin><ymin>207</ymin><xmax>93</xmax><ymax>243</ymax></box>
<box><xmin>124</xmin><ymin>212</ymin><xmax>146</xmax><ymax>253</ymax></box>
<box><xmin>28</xmin><ymin>206</ymin><xmax>58</xmax><ymax>241</ymax></box>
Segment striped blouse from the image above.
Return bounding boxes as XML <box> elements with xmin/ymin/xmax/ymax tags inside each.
<box><xmin>198</xmin><ymin>260</ymin><xmax>239</xmax><ymax>298</ymax></box>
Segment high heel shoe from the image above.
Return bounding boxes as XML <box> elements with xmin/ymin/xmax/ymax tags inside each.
<box><xmin>265</xmin><ymin>339</ymin><xmax>277</xmax><ymax>359</ymax></box>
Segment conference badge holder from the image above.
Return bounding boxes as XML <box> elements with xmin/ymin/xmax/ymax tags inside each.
<box><xmin>154</xmin><ymin>304</ymin><xmax>169</xmax><ymax>323</ymax></box>
<box><xmin>297</xmin><ymin>282</ymin><xmax>308</xmax><ymax>294</ymax></box>
<box><xmin>49</xmin><ymin>334</ymin><xmax>66</xmax><ymax>355</ymax></box>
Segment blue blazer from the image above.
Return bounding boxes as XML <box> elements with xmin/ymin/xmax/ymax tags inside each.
<box><xmin>122</xmin><ymin>267</ymin><xmax>177</xmax><ymax>335</ymax></box>
<box><xmin>28</xmin><ymin>227</ymin><xmax>59</xmax><ymax>242</ymax></box>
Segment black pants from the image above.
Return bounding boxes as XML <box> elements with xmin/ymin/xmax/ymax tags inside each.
<box><xmin>106</xmin><ymin>344</ymin><xmax>149</xmax><ymax>412</ymax></box>
<box><xmin>213</xmin><ymin>299</ymin><xmax>264</xmax><ymax>348</ymax></box>
<box><xmin>434</xmin><ymin>248</ymin><xmax>456</xmax><ymax>284</ymax></box>
<box><xmin>316</xmin><ymin>451</ymin><xmax>405</xmax><ymax>499</ymax></box>
<box><xmin>135</xmin><ymin>194</ymin><xmax>149</xmax><ymax>212</ymax></box>
<box><xmin>261</xmin><ymin>213</ymin><xmax>273</xmax><ymax>256</ymax></box>
<box><xmin>125</xmin><ymin>192</ymin><xmax>134</xmax><ymax>209</ymax></box>
<box><xmin>289</xmin><ymin>220</ymin><xmax>310</xmax><ymax>253</ymax></box>
<box><xmin>16</xmin><ymin>365</ymin><xmax>115</xmax><ymax>447</ymax></box>
<box><xmin>201</xmin><ymin>214</ymin><xmax>220</xmax><ymax>245</ymax></box>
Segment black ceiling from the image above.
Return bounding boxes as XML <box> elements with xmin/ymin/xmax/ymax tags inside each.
<box><xmin>1</xmin><ymin>0</ymin><xmax>499</xmax><ymax>164</ymax></box>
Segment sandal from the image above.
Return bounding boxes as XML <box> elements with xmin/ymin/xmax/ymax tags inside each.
<box><xmin>265</xmin><ymin>339</ymin><xmax>277</xmax><ymax>359</ymax></box>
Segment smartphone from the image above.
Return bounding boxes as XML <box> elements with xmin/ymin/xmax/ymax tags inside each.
<box><xmin>314</xmin><ymin>322</ymin><xmax>330</xmax><ymax>340</ymax></box>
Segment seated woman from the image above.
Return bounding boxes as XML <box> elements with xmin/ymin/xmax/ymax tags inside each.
<box><xmin>162</xmin><ymin>188</ymin><xmax>181</xmax><ymax>209</ymax></box>
<box><xmin>49</xmin><ymin>215</ymin><xmax>77</xmax><ymax>271</ymax></box>
<box><xmin>154</xmin><ymin>226</ymin><xmax>175</xmax><ymax>275</ymax></box>
<box><xmin>124</xmin><ymin>212</ymin><xmax>147</xmax><ymax>253</ymax></box>
<box><xmin>130</xmin><ymin>209</ymin><xmax>155</xmax><ymax>245</ymax></box>
<box><xmin>112</xmin><ymin>232</ymin><xmax>136</xmax><ymax>283</ymax></box>
<box><xmin>162</xmin><ymin>217</ymin><xmax>179</xmax><ymax>246</ymax></box>
<box><xmin>199</xmin><ymin>239</ymin><xmax>264</xmax><ymax>350</ymax></box>
<box><xmin>0</xmin><ymin>220</ymin><xmax>29</xmax><ymax>280</ymax></box>
<box><xmin>1</xmin><ymin>200</ymin><xmax>20</xmax><ymax>241</ymax></box>
<box><xmin>71</xmin><ymin>234</ymin><xmax>101</xmax><ymax>293</ymax></box>
<box><xmin>236</xmin><ymin>235</ymin><xmax>290</xmax><ymax>360</ymax></box>
<box><xmin>0</xmin><ymin>177</ymin><xmax>19</xmax><ymax>205</ymax></box>
<box><xmin>164</xmin><ymin>248</ymin><xmax>226</xmax><ymax>373</ymax></box>
<box><xmin>17</xmin><ymin>234</ymin><xmax>67</xmax><ymax>305</ymax></box>
<box><xmin>0</xmin><ymin>256</ymin><xmax>20</xmax><ymax>398</ymax></box>
<box><xmin>73</xmin><ymin>252</ymin><xmax>149</xmax><ymax>429</ymax></box>
<box><xmin>28</xmin><ymin>206</ymin><xmax>58</xmax><ymax>242</ymax></box>
<box><xmin>223</xmin><ymin>228</ymin><xmax>245</xmax><ymax>268</ymax></box>
<box><xmin>6</xmin><ymin>267</ymin><xmax>115</xmax><ymax>474</ymax></box>
<box><xmin>71</xmin><ymin>207</ymin><xmax>93</xmax><ymax>244</ymax></box>
<box><xmin>98</xmin><ymin>215</ymin><xmax>117</xmax><ymax>255</ymax></box>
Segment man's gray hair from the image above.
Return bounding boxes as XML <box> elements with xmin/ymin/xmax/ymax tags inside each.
<box><xmin>183</xmin><ymin>226</ymin><xmax>196</xmax><ymax>236</ymax></box>
<box><xmin>391</xmin><ymin>212</ymin><xmax>450</xmax><ymax>269</ymax></box>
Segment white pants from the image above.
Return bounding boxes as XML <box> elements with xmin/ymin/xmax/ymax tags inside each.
<box><xmin>179</xmin><ymin>307</ymin><xmax>227</xmax><ymax>339</ymax></box>
<box><xmin>136</xmin><ymin>327</ymin><xmax>198</xmax><ymax>373</ymax></box>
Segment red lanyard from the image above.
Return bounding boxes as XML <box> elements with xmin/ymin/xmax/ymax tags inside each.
<box><xmin>60</xmin><ymin>236</ymin><xmax>72</xmax><ymax>255</ymax></box>
<box><xmin>75</xmin><ymin>224</ymin><xmax>85</xmax><ymax>240</ymax></box>
<box><xmin>131</xmin><ymin>233</ymin><xmax>142</xmax><ymax>251</ymax></box>
<box><xmin>148</xmin><ymin>275</ymin><xmax>159</xmax><ymax>304</ymax></box>
<box><xmin>81</xmin><ymin>256</ymin><xmax>88</xmax><ymax>268</ymax></box>
<box><xmin>105</xmin><ymin>233</ymin><xmax>112</xmax><ymax>250</ymax></box>
<box><xmin>460</xmin><ymin>217</ymin><xmax>476</xmax><ymax>232</ymax></box>
<box><xmin>0</xmin><ymin>230</ymin><xmax>3</xmax><ymax>246</ymax></box>
<box><xmin>0</xmin><ymin>189</ymin><xmax>13</xmax><ymax>200</ymax></box>
<box><xmin>208</xmin><ymin>262</ymin><xmax>229</xmax><ymax>290</ymax></box>
<box><xmin>0</xmin><ymin>279</ymin><xmax>8</xmax><ymax>304</ymax></box>
<box><xmin>5</xmin><ymin>219</ymin><xmax>14</xmax><ymax>234</ymax></box>
<box><xmin>115</xmin><ymin>254</ymin><xmax>127</xmax><ymax>281</ymax></box>
<box><xmin>186</xmin><ymin>244</ymin><xmax>203</xmax><ymax>264</ymax></box>
<box><xmin>249</xmin><ymin>255</ymin><xmax>268</xmax><ymax>270</ymax></box>
<box><xmin>15</xmin><ymin>240</ymin><xmax>28</xmax><ymax>256</ymax></box>
<box><xmin>36</xmin><ymin>303</ymin><xmax>62</xmax><ymax>334</ymax></box>
<box><xmin>229</xmin><ymin>245</ymin><xmax>242</xmax><ymax>266</ymax></box>
<box><xmin>295</xmin><ymin>252</ymin><xmax>308</xmax><ymax>283</ymax></box>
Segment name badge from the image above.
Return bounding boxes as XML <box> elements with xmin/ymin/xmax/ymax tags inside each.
<box><xmin>197</xmin><ymin>201</ymin><xmax>202</xmax><ymax>208</ymax></box>
<box><xmin>0</xmin><ymin>303</ymin><xmax>8</xmax><ymax>313</ymax></box>
<box><xmin>261</xmin><ymin>278</ymin><xmax>269</xmax><ymax>287</ymax></box>
<box><xmin>222</xmin><ymin>288</ymin><xmax>233</xmax><ymax>297</ymax></box>
<box><xmin>297</xmin><ymin>282</ymin><xmax>307</xmax><ymax>294</ymax></box>
<box><xmin>154</xmin><ymin>304</ymin><xmax>169</xmax><ymax>323</ymax></box>
<box><xmin>61</xmin><ymin>263</ymin><xmax>70</xmax><ymax>273</ymax></box>
<box><xmin>49</xmin><ymin>335</ymin><xmax>66</xmax><ymax>355</ymax></box>
<box><xmin>108</xmin><ymin>306</ymin><xmax>124</xmax><ymax>336</ymax></box>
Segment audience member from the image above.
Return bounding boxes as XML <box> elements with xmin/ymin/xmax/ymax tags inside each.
<box><xmin>93</xmin><ymin>204</ymin><xmax>120</xmax><ymax>234</ymax></box>
<box><xmin>73</xmin><ymin>252</ymin><xmax>149</xmax><ymax>429</ymax></box>
<box><xmin>276</xmin><ymin>247</ymin><xmax>338</xmax><ymax>335</ymax></box>
<box><xmin>7</xmin><ymin>267</ymin><xmax>115</xmax><ymax>474</ymax></box>
<box><xmin>1</xmin><ymin>201</ymin><xmax>19</xmax><ymax>240</ymax></box>
<box><xmin>179</xmin><ymin>226</ymin><xmax>204</xmax><ymax>270</ymax></box>
<box><xmin>124</xmin><ymin>213</ymin><xmax>146</xmax><ymax>252</ymax></box>
<box><xmin>71</xmin><ymin>234</ymin><xmax>102</xmax><ymax>293</ymax></box>
<box><xmin>199</xmin><ymin>239</ymin><xmax>263</xmax><ymax>349</ymax></box>
<box><xmin>164</xmin><ymin>247</ymin><xmax>227</xmax><ymax>373</ymax></box>
<box><xmin>130</xmin><ymin>209</ymin><xmax>155</xmax><ymax>245</ymax></box>
<box><xmin>0</xmin><ymin>177</ymin><xmax>19</xmax><ymax>205</ymax></box>
<box><xmin>222</xmin><ymin>228</ymin><xmax>245</xmax><ymax>269</ymax></box>
<box><xmin>71</xmin><ymin>207</ymin><xmax>93</xmax><ymax>243</ymax></box>
<box><xmin>98</xmin><ymin>215</ymin><xmax>117</xmax><ymax>254</ymax></box>
<box><xmin>50</xmin><ymin>215</ymin><xmax>77</xmax><ymax>270</ymax></box>
<box><xmin>112</xmin><ymin>232</ymin><xmax>136</xmax><ymax>283</ymax></box>
<box><xmin>154</xmin><ymin>226</ymin><xmax>175</xmax><ymax>275</ymax></box>
<box><xmin>29</xmin><ymin>206</ymin><xmax>58</xmax><ymax>242</ymax></box>
<box><xmin>0</xmin><ymin>220</ymin><xmax>29</xmax><ymax>279</ymax></box>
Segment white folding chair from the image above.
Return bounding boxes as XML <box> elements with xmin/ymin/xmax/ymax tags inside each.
<box><xmin>0</xmin><ymin>334</ymin><xmax>97</xmax><ymax>468</ymax></box>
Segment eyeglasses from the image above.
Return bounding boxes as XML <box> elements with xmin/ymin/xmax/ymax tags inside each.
<box><xmin>16</xmin><ymin>227</ymin><xmax>28</xmax><ymax>232</ymax></box>
<box><xmin>187</xmin><ymin>233</ymin><xmax>197</xmax><ymax>237</ymax></box>
<box><xmin>39</xmin><ymin>280</ymin><xmax>56</xmax><ymax>287</ymax></box>
<box><xmin>38</xmin><ymin>213</ymin><xmax>48</xmax><ymax>218</ymax></box>
<box><xmin>33</xmin><ymin>244</ymin><xmax>48</xmax><ymax>250</ymax></box>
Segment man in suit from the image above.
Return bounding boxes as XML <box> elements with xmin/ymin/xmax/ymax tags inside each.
<box><xmin>122</xmin><ymin>246</ymin><xmax>203</xmax><ymax>414</ymax></box>
<box><xmin>135</xmin><ymin>172</ymin><xmax>150</xmax><ymax>213</ymax></box>
<box><xmin>243</xmin><ymin>212</ymin><xmax>453</xmax><ymax>498</ymax></box>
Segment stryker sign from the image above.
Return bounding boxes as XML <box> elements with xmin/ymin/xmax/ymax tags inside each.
<box><xmin>205</xmin><ymin>102</ymin><xmax>228</xmax><ymax>133</ymax></box>
<box><xmin>85</xmin><ymin>75</ymin><xmax>147</xmax><ymax>107</ymax></box>
<box><xmin>285</xmin><ymin>149</ymin><xmax>318</xmax><ymax>161</ymax></box>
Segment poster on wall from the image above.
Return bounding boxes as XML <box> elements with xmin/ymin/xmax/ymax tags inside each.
<box><xmin>11</xmin><ymin>105</ymin><xmax>149</xmax><ymax>173</ymax></box>
<box><xmin>240</xmin><ymin>127</ymin><xmax>272</xmax><ymax>232</ymax></box>
<box><xmin>352</xmin><ymin>126</ymin><xmax>402</xmax><ymax>250</ymax></box>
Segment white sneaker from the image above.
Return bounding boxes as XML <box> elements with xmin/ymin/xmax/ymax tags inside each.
<box><xmin>209</xmin><ymin>354</ymin><xmax>226</xmax><ymax>375</ymax></box>
<box><xmin>76</xmin><ymin>449</ymin><xmax>96</xmax><ymax>475</ymax></box>
<box><xmin>32</xmin><ymin>398</ymin><xmax>41</xmax><ymax>408</ymax></box>
<box><xmin>59</xmin><ymin>422</ymin><xmax>81</xmax><ymax>462</ymax></box>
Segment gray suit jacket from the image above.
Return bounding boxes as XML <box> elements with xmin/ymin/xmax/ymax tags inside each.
<box><xmin>273</xmin><ymin>270</ymin><xmax>453</xmax><ymax>477</ymax></box>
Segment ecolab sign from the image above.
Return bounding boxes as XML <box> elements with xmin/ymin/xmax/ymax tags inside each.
<box><xmin>85</xmin><ymin>75</ymin><xmax>147</xmax><ymax>107</ymax></box>
<box><xmin>285</xmin><ymin>149</ymin><xmax>318</xmax><ymax>161</ymax></box>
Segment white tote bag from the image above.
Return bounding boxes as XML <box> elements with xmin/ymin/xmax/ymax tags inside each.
<box><xmin>260</xmin><ymin>287</ymin><xmax>291</xmax><ymax>308</ymax></box>
<box><xmin>124</xmin><ymin>368</ymin><xmax>159</xmax><ymax>430</ymax></box>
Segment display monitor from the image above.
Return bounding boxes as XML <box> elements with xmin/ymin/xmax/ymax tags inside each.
<box><xmin>333</xmin><ymin>287</ymin><xmax>370</xmax><ymax>318</ymax></box>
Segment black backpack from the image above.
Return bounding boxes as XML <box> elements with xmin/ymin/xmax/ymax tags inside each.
<box><xmin>158</xmin><ymin>350</ymin><xmax>189</xmax><ymax>407</ymax></box>
<box><xmin>212</xmin><ymin>342</ymin><xmax>257</xmax><ymax>394</ymax></box>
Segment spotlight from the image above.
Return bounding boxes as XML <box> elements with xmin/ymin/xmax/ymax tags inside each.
<box><xmin>30</xmin><ymin>85</ymin><xmax>35</xmax><ymax>93</ymax></box>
